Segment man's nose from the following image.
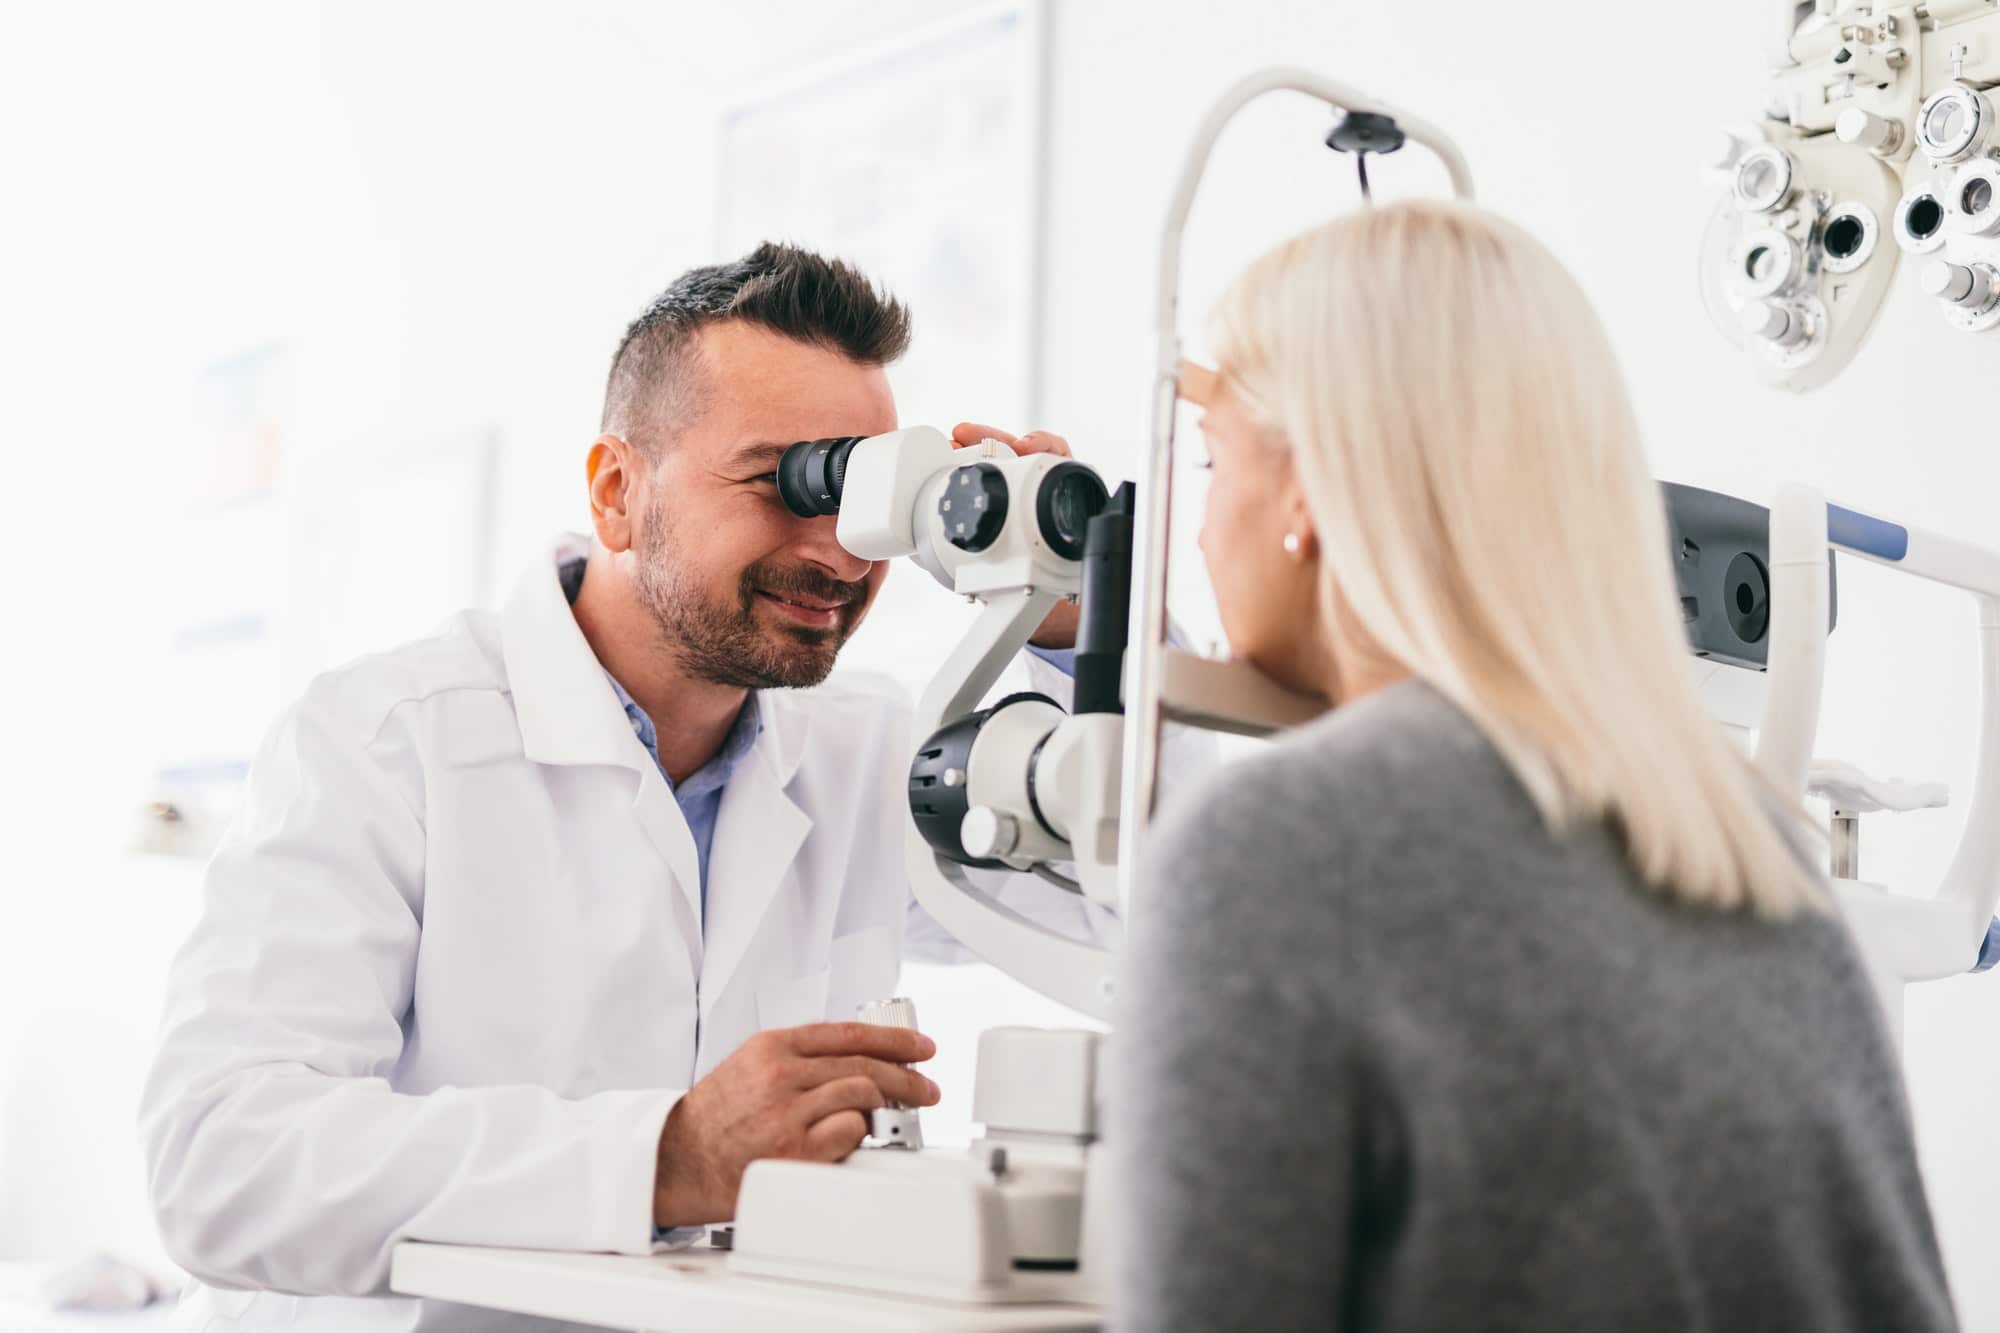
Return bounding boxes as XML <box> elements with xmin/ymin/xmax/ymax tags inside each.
<box><xmin>794</xmin><ymin>516</ymin><xmax>874</xmax><ymax>583</ymax></box>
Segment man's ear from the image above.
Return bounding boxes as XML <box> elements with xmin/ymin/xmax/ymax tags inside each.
<box><xmin>587</xmin><ymin>434</ymin><xmax>641</xmax><ymax>553</ymax></box>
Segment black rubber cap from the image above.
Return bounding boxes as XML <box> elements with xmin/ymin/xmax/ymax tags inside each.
<box><xmin>941</xmin><ymin>463</ymin><xmax>1010</xmax><ymax>552</ymax></box>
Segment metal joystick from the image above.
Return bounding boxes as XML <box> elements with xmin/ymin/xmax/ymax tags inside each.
<box><xmin>856</xmin><ymin>997</ymin><xmax>926</xmax><ymax>1151</ymax></box>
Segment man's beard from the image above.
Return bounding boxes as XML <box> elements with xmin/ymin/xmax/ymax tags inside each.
<box><xmin>635</xmin><ymin>511</ymin><xmax>869</xmax><ymax>690</ymax></box>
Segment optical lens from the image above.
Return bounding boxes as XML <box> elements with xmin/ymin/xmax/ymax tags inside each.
<box><xmin>1034</xmin><ymin>461</ymin><xmax>1110</xmax><ymax>561</ymax></box>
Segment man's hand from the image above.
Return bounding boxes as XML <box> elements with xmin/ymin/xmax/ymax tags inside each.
<box><xmin>950</xmin><ymin>423</ymin><xmax>1082</xmax><ymax>650</ymax></box>
<box><xmin>652</xmin><ymin>1022</ymin><xmax>940</xmax><ymax>1229</ymax></box>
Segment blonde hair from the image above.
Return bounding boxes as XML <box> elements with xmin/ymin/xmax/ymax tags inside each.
<box><xmin>1209</xmin><ymin>200</ymin><xmax>1821</xmax><ymax>918</ymax></box>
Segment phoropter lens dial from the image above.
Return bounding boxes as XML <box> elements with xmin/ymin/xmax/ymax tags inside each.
<box><xmin>940</xmin><ymin>463</ymin><xmax>1010</xmax><ymax>552</ymax></box>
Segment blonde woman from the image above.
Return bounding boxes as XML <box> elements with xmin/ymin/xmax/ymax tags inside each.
<box><xmin>1111</xmin><ymin>202</ymin><xmax>1957</xmax><ymax>1332</ymax></box>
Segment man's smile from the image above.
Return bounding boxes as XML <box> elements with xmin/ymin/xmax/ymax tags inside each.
<box><xmin>754</xmin><ymin>588</ymin><xmax>853</xmax><ymax>628</ymax></box>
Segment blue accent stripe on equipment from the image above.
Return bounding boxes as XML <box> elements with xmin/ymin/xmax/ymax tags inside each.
<box><xmin>1827</xmin><ymin>505</ymin><xmax>1909</xmax><ymax>561</ymax></box>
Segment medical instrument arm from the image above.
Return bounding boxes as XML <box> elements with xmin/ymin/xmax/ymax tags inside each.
<box><xmin>1758</xmin><ymin>488</ymin><xmax>2000</xmax><ymax>974</ymax></box>
<box><xmin>899</xmin><ymin>645</ymin><xmax>1214</xmax><ymax>966</ymax></box>
<box><xmin>137</xmin><ymin>689</ymin><xmax>677</xmax><ymax>1295</ymax></box>
<box><xmin>1124</xmin><ymin>70</ymin><xmax>1473</xmax><ymax>918</ymax></box>
<box><xmin>904</xmin><ymin>608</ymin><xmax>1216</xmax><ymax>980</ymax></box>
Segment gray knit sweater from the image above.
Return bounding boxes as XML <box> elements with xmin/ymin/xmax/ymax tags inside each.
<box><xmin>1112</xmin><ymin>680</ymin><xmax>1956</xmax><ymax>1332</ymax></box>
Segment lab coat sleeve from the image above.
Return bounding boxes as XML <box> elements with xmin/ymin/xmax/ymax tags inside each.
<box><xmin>901</xmin><ymin>644</ymin><xmax>1217</xmax><ymax>964</ymax></box>
<box><xmin>137</xmin><ymin>686</ymin><xmax>678</xmax><ymax>1296</ymax></box>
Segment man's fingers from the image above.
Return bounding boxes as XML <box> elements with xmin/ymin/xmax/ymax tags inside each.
<box><xmin>782</xmin><ymin>1021</ymin><xmax>936</xmax><ymax>1063</ymax></box>
<box><xmin>803</xmin><ymin>1109</ymin><xmax>871</xmax><ymax>1162</ymax></box>
<box><xmin>1011</xmin><ymin>430</ymin><xmax>1072</xmax><ymax>458</ymax></box>
<box><xmin>797</xmin><ymin>1055</ymin><xmax>940</xmax><ymax>1107</ymax></box>
<box><xmin>951</xmin><ymin>421</ymin><xmax>1017</xmax><ymax>448</ymax></box>
<box><xmin>949</xmin><ymin>422</ymin><xmax>1071</xmax><ymax>458</ymax></box>
<box><xmin>796</xmin><ymin>1074</ymin><xmax>887</xmax><ymax>1127</ymax></box>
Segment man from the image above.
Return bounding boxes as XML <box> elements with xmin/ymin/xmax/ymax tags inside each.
<box><xmin>139</xmin><ymin>243</ymin><xmax>1118</xmax><ymax>1330</ymax></box>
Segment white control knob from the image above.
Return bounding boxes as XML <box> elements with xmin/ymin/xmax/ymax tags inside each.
<box><xmin>1740</xmin><ymin>300</ymin><xmax>1809</xmax><ymax>346</ymax></box>
<box><xmin>855</xmin><ymin>997</ymin><xmax>925</xmax><ymax>1150</ymax></box>
<box><xmin>1921</xmin><ymin>259</ymin><xmax>1995</xmax><ymax>308</ymax></box>
<box><xmin>857</xmin><ymin>996</ymin><xmax>920</xmax><ymax>1031</ymax></box>
<box><xmin>960</xmin><ymin>806</ymin><xmax>1019</xmax><ymax>860</ymax></box>
<box><xmin>1836</xmin><ymin>107</ymin><xmax>1903</xmax><ymax>154</ymax></box>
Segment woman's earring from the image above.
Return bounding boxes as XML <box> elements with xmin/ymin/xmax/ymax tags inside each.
<box><xmin>1283</xmin><ymin>532</ymin><xmax>1304</xmax><ymax>558</ymax></box>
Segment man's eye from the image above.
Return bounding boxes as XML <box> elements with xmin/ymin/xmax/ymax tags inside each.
<box><xmin>748</xmin><ymin>472</ymin><xmax>778</xmax><ymax>486</ymax></box>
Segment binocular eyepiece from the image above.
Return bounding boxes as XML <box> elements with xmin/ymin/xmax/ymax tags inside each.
<box><xmin>774</xmin><ymin>429</ymin><xmax>1112</xmax><ymax>564</ymax></box>
<box><xmin>776</xmin><ymin>436</ymin><xmax>868</xmax><ymax>518</ymax></box>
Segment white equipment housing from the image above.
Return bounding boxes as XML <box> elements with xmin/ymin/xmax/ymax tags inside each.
<box><xmin>1708</xmin><ymin>1</ymin><xmax>2000</xmax><ymax>386</ymax></box>
<box><xmin>1758</xmin><ymin>486</ymin><xmax>2000</xmax><ymax>1033</ymax></box>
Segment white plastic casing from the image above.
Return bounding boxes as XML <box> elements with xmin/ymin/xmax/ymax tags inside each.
<box><xmin>1753</xmin><ymin>484</ymin><xmax>1830</xmax><ymax>797</ymax></box>
<box><xmin>963</xmin><ymin>697</ymin><xmax>1070</xmax><ymax>869</ymax></box>
<box><xmin>832</xmin><ymin>426</ymin><xmax>958</xmax><ymax>561</ymax></box>
<box><xmin>1688</xmin><ymin>657</ymin><xmax>1769</xmax><ymax>752</ymax></box>
<box><xmin>972</xmin><ymin>1028</ymin><xmax>1101</xmax><ymax>1140</ymax></box>
<box><xmin>833</xmin><ymin>431</ymin><xmax>1097</xmax><ymax>602</ymax></box>
<box><xmin>913</xmin><ymin>447</ymin><xmax>1095</xmax><ymax>600</ymax></box>
<box><xmin>1031</xmin><ymin>713</ymin><xmax>1125</xmax><ymax>907</ymax></box>
<box><xmin>731</xmin><ymin>1154</ymin><xmax>1018</xmax><ymax>1303</ymax></box>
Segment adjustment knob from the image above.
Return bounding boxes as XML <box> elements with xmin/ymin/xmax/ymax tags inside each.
<box><xmin>1921</xmin><ymin>259</ymin><xmax>1995</xmax><ymax>308</ymax></box>
<box><xmin>960</xmin><ymin>806</ymin><xmax>1020</xmax><ymax>860</ymax></box>
<box><xmin>857</xmin><ymin>996</ymin><xmax>921</xmax><ymax>1031</ymax></box>
<box><xmin>940</xmin><ymin>463</ymin><xmax>1010</xmax><ymax>553</ymax></box>
<box><xmin>855</xmin><ymin>997</ymin><xmax>926</xmax><ymax>1150</ymax></box>
<box><xmin>1836</xmin><ymin>107</ymin><xmax>1903</xmax><ymax>154</ymax></box>
<box><xmin>1739</xmin><ymin>300</ymin><xmax>1809</xmax><ymax>346</ymax></box>
<box><xmin>1732</xmin><ymin>145</ymin><xmax>1796</xmax><ymax>213</ymax></box>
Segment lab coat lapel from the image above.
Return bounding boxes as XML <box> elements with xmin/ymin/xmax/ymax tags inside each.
<box><xmin>633</xmin><ymin>767</ymin><xmax>706</xmax><ymax>953</ymax></box>
<box><xmin>502</xmin><ymin>534</ymin><xmax>654</xmax><ymax>772</ymax></box>
<box><xmin>501</xmin><ymin>534</ymin><xmax>705</xmax><ymax>940</ymax></box>
<box><xmin>699</xmin><ymin>707</ymin><xmax>811</xmax><ymax>1017</ymax></box>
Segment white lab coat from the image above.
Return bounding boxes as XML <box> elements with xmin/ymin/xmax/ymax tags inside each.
<box><xmin>138</xmin><ymin>534</ymin><xmax>1122</xmax><ymax>1332</ymax></box>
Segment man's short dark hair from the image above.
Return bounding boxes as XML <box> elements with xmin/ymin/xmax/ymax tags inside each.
<box><xmin>601</xmin><ymin>241</ymin><xmax>911</xmax><ymax>449</ymax></box>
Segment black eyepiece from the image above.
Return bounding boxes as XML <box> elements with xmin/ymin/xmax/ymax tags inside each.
<box><xmin>1034</xmin><ymin>461</ymin><xmax>1110</xmax><ymax>561</ymax></box>
<box><xmin>776</xmin><ymin>436</ymin><xmax>867</xmax><ymax>517</ymax></box>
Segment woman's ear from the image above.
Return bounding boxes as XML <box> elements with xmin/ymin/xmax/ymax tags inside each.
<box><xmin>587</xmin><ymin>435</ymin><xmax>640</xmax><ymax>552</ymax></box>
<box><xmin>1282</xmin><ymin>486</ymin><xmax>1319</xmax><ymax>563</ymax></box>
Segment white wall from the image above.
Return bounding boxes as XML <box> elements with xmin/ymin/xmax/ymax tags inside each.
<box><xmin>2</xmin><ymin>0</ymin><xmax>1994</xmax><ymax>1322</ymax></box>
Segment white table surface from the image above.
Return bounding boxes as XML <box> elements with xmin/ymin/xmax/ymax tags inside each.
<box><xmin>389</xmin><ymin>1243</ymin><xmax>1102</xmax><ymax>1333</ymax></box>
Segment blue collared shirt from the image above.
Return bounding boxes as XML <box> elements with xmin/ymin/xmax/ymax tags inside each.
<box><xmin>560</xmin><ymin>559</ymin><xmax>762</xmax><ymax>927</ymax></box>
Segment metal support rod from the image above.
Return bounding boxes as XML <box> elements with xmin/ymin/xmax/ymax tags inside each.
<box><xmin>1116</xmin><ymin>68</ymin><xmax>1475</xmax><ymax>920</ymax></box>
<box><xmin>1830</xmin><ymin>811</ymin><xmax>1860</xmax><ymax>880</ymax></box>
